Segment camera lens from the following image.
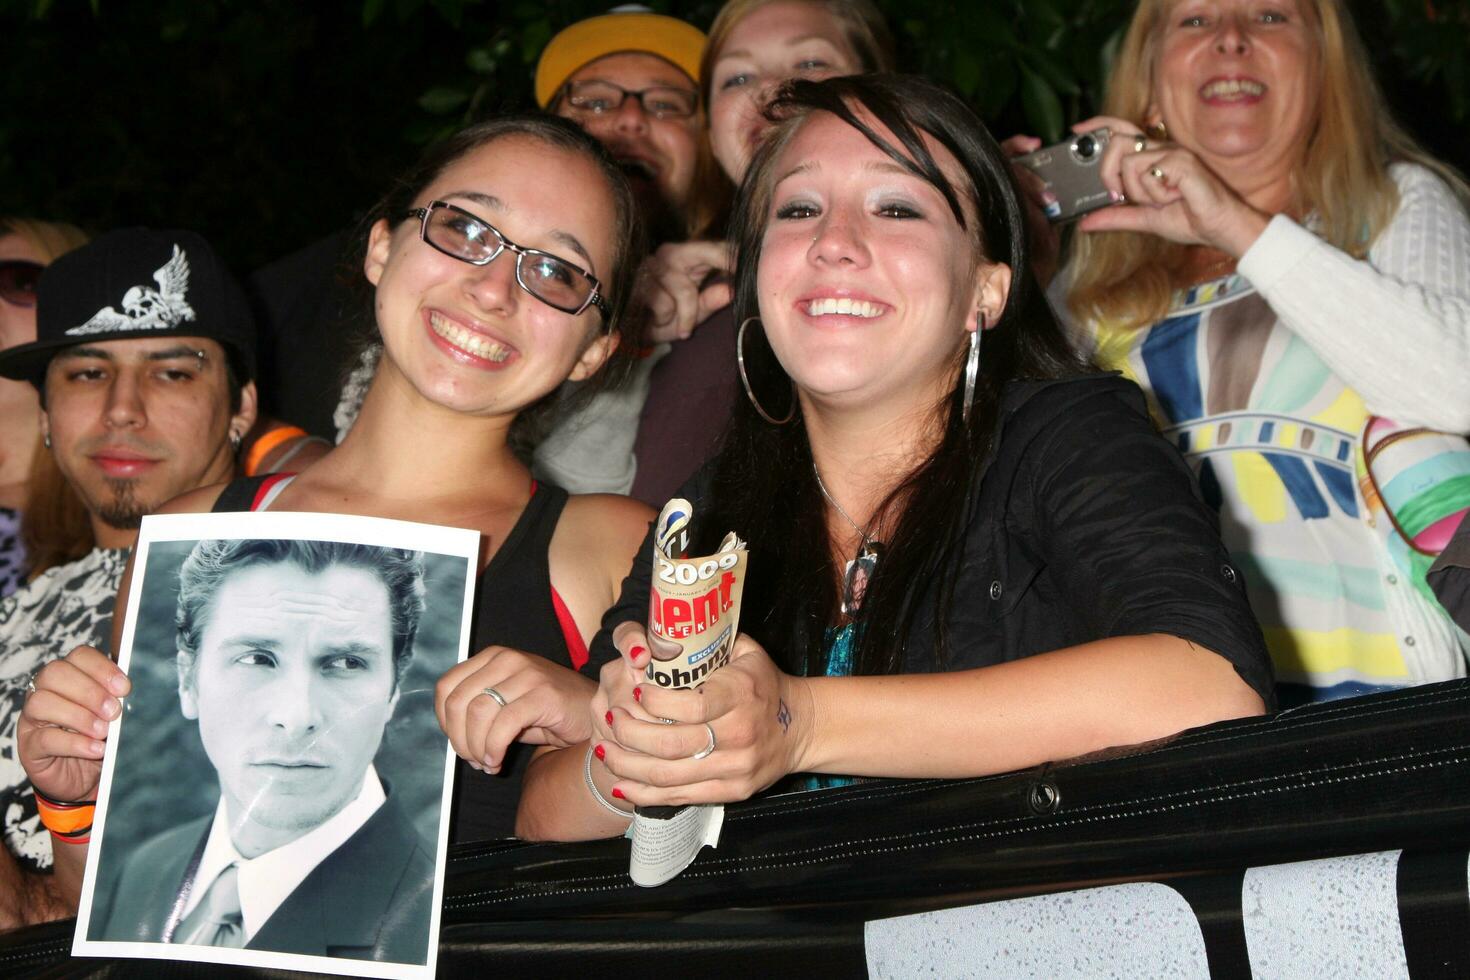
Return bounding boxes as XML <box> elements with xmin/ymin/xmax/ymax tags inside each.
<box><xmin>1074</xmin><ymin>134</ymin><xmax>1097</xmax><ymax>159</ymax></box>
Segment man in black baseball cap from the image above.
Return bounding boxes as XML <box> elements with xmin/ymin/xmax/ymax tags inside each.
<box><xmin>0</xmin><ymin>227</ymin><xmax>256</xmax><ymax>388</ymax></box>
<box><xmin>0</xmin><ymin>227</ymin><xmax>257</xmax><ymax>544</ymax></box>
<box><xmin>0</xmin><ymin>228</ymin><xmax>257</xmax><ymax>923</ymax></box>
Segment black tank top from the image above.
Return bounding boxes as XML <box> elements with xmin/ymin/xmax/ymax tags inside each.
<box><xmin>213</xmin><ymin>476</ymin><xmax>595</xmax><ymax>841</ymax></box>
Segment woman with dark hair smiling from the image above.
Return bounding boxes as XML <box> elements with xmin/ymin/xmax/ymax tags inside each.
<box><xmin>518</xmin><ymin>74</ymin><xmax>1273</xmax><ymax>839</ymax></box>
<box><xmin>622</xmin><ymin>0</ymin><xmax>897</xmax><ymax>507</ymax></box>
<box><xmin>21</xmin><ymin>115</ymin><xmax>656</xmax><ymax>910</ymax></box>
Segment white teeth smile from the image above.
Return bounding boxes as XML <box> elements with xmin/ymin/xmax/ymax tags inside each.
<box><xmin>429</xmin><ymin>312</ymin><xmax>511</xmax><ymax>362</ymax></box>
<box><xmin>804</xmin><ymin>297</ymin><xmax>884</xmax><ymax>318</ymax></box>
<box><xmin>1201</xmin><ymin>78</ymin><xmax>1265</xmax><ymax>100</ymax></box>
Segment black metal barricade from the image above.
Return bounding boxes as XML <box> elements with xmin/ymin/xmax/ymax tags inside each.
<box><xmin>5</xmin><ymin>679</ymin><xmax>1470</xmax><ymax>977</ymax></box>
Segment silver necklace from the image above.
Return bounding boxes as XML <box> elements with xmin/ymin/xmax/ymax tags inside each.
<box><xmin>813</xmin><ymin>463</ymin><xmax>883</xmax><ymax>616</ymax></box>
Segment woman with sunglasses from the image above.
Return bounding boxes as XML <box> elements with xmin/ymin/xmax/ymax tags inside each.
<box><xmin>20</xmin><ymin>115</ymin><xmax>656</xmax><ymax>904</ymax></box>
<box><xmin>518</xmin><ymin>75</ymin><xmax>1273</xmax><ymax>840</ymax></box>
<box><xmin>0</xmin><ymin>218</ymin><xmax>89</xmax><ymax>598</ymax></box>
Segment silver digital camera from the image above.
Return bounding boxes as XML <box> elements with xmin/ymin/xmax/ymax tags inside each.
<box><xmin>1014</xmin><ymin>128</ymin><xmax>1115</xmax><ymax>223</ymax></box>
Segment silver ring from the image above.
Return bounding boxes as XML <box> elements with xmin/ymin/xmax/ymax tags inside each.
<box><xmin>1132</xmin><ymin>134</ymin><xmax>1147</xmax><ymax>153</ymax></box>
<box><xmin>481</xmin><ymin>687</ymin><xmax>508</xmax><ymax>708</ymax></box>
<box><xmin>1149</xmin><ymin>165</ymin><xmax>1166</xmax><ymax>182</ymax></box>
<box><xmin>691</xmin><ymin>723</ymin><xmax>716</xmax><ymax>760</ymax></box>
<box><xmin>25</xmin><ymin>674</ymin><xmax>38</xmax><ymax>697</ymax></box>
<box><xmin>657</xmin><ymin>716</ymin><xmax>678</xmax><ymax>725</ymax></box>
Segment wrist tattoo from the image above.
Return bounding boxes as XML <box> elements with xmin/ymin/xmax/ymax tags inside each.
<box><xmin>776</xmin><ymin>698</ymin><xmax>792</xmax><ymax>734</ymax></box>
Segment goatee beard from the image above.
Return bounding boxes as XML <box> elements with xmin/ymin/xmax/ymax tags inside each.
<box><xmin>96</xmin><ymin>477</ymin><xmax>146</xmax><ymax>530</ymax></box>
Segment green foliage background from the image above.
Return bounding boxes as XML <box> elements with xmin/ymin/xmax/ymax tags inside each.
<box><xmin>2</xmin><ymin>0</ymin><xmax>1467</xmax><ymax>272</ymax></box>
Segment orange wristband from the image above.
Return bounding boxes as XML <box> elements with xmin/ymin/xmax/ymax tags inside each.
<box><xmin>35</xmin><ymin>792</ymin><xmax>95</xmax><ymax>839</ymax></box>
<box><xmin>244</xmin><ymin>425</ymin><xmax>308</xmax><ymax>475</ymax></box>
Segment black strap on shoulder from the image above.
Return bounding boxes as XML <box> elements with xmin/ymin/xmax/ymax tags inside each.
<box><xmin>506</xmin><ymin>483</ymin><xmax>569</xmax><ymax>572</ymax></box>
<box><xmin>475</xmin><ymin>482</ymin><xmax>570</xmax><ymax>658</ymax></box>
<box><xmin>210</xmin><ymin>475</ymin><xmax>275</xmax><ymax>513</ymax></box>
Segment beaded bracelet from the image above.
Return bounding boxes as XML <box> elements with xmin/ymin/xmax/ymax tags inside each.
<box><xmin>34</xmin><ymin>789</ymin><xmax>96</xmax><ymax>844</ymax></box>
<box><xmin>583</xmin><ymin>744</ymin><xmax>632</xmax><ymax>820</ymax></box>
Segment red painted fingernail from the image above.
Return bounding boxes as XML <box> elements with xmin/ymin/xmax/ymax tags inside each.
<box><xmin>605</xmin><ymin>711</ymin><xmax>614</xmax><ymax>726</ymax></box>
<box><xmin>633</xmin><ymin>687</ymin><xmax>642</xmax><ymax>702</ymax></box>
<box><xmin>630</xmin><ymin>645</ymin><xmax>646</xmax><ymax>659</ymax></box>
<box><xmin>611</xmin><ymin>788</ymin><xmax>626</xmax><ymax>800</ymax></box>
<box><xmin>594</xmin><ymin>743</ymin><xmax>606</xmax><ymax>761</ymax></box>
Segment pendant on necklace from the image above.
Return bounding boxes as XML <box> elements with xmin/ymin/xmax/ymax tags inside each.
<box><xmin>841</xmin><ymin>541</ymin><xmax>883</xmax><ymax>617</ymax></box>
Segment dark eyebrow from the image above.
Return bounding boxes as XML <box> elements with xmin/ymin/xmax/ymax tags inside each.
<box><xmin>53</xmin><ymin>344</ymin><xmax>207</xmax><ymax>364</ymax></box>
<box><xmin>775</xmin><ymin>159</ymin><xmax>922</xmax><ymax>186</ymax></box>
<box><xmin>222</xmin><ymin>636</ymin><xmax>280</xmax><ymax>650</ymax></box>
<box><xmin>774</xmin><ymin>161</ymin><xmax>818</xmax><ymax>185</ymax></box>
<box><xmin>52</xmin><ymin>346</ymin><xmax>117</xmax><ymax>363</ymax></box>
<box><xmin>441</xmin><ymin>191</ymin><xmax>505</xmax><ymax>212</ymax></box>
<box><xmin>863</xmin><ymin>160</ymin><xmax>921</xmax><ymax>178</ymax></box>
<box><xmin>219</xmin><ymin>637</ymin><xmax>386</xmax><ymax>662</ymax></box>
<box><xmin>548</xmin><ymin>232</ymin><xmax>595</xmax><ymax>272</ymax></box>
<box><xmin>442</xmin><ymin>192</ymin><xmax>595</xmax><ymax>272</ymax></box>
<box><xmin>320</xmin><ymin>642</ymin><xmax>388</xmax><ymax>666</ymax></box>
<box><xmin>573</xmin><ymin>75</ymin><xmax>695</xmax><ymax>93</ymax></box>
<box><xmin>147</xmin><ymin>345</ymin><xmax>209</xmax><ymax>363</ymax></box>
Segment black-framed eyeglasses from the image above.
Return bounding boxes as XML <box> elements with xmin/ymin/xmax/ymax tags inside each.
<box><xmin>0</xmin><ymin>259</ymin><xmax>43</xmax><ymax>308</ymax></box>
<box><xmin>401</xmin><ymin>201</ymin><xmax>610</xmax><ymax>322</ymax></box>
<box><xmin>562</xmin><ymin>79</ymin><xmax>699</xmax><ymax>120</ymax></box>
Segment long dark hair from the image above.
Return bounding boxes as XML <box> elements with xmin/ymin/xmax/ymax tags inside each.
<box><xmin>340</xmin><ymin>113</ymin><xmax>646</xmax><ymax>454</ymax></box>
<box><xmin>698</xmin><ymin>74</ymin><xmax>1089</xmax><ymax>677</ymax></box>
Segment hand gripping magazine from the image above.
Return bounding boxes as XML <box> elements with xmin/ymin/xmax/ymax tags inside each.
<box><xmin>629</xmin><ymin>498</ymin><xmax>747</xmax><ymax>887</ymax></box>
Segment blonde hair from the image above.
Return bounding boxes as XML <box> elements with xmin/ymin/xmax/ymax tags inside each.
<box><xmin>0</xmin><ymin>217</ymin><xmax>89</xmax><ymax>264</ymax></box>
<box><xmin>700</xmin><ymin>0</ymin><xmax>896</xmax><ymax>109</ymax></box>
<box><xmin>685</xmin><ymin>128</ymin><xmax>733</xmax><ymax>241</ymax></box>
<box><xmin>1</xmin><ymin>218</ymin><xmax>94</xmax><ymax>576</ymax></box>
<box><xmin>1066</xmin><ymin>0</ymin><xmax>1470</xmax><ymax>329</ymax></box>
<box><xmin>691</xmin><ymin>0</ymin><xmax>896</xmax><ymax>238</ymax></box>
<box><xmin>22</xmin><ymin>436</ymin><xmax>96</xmax><ymax>578</ymax></box>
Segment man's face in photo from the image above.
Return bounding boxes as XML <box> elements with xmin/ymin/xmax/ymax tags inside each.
<box><xmin>179</xmin><ymin>560</ymin><xmax>400</xmax><ymax>856</ymax></box>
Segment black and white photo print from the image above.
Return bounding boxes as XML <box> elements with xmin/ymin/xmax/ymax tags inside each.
<box><xmin>74</xmin><ymin>511</ymin><xmax>477</xmax><ymax>980</ymax></box>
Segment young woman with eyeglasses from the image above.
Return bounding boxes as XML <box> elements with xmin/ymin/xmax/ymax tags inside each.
<box><xmin>517</xmin><ymin>75</ymin><xmax>1275</xmax><ymax>840</ymax></box>
<box><xmin>0</xmin><ymin>218</ymin><xmax>90</xmax><ymax>598</ymax></box>
<box><xmin>19</xmin><ymin>117</ymin><xmax>657</xmax><ymax>906</ymax></box>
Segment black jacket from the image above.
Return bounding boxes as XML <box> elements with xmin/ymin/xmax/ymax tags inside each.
<box><xmin>591</xmin><ymin>374</ymin><xmax>1274</xmax><ymax>706</ymax></box>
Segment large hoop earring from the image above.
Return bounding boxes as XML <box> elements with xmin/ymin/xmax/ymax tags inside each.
<box><xmin>962</xmin><ymin>314</ymin><xmax>984</xmax><ymax>425</ymax></box>
<box><xmin>737</xmin><ymin>317</ymin><xmax>795</xmax><ymax>425</ymax></box>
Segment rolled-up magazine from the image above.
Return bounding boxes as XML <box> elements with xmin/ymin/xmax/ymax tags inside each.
<box><xmin>630</xmin><ymin>498</ymin><xmax>747</xmax><ymax>887</ymax></box>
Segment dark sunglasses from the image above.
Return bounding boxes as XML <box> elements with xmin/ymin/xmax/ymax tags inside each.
<box><xmin>0</xmin><ymin>259</ymin><xmax>43</xmax><ymax>308</ymax></box>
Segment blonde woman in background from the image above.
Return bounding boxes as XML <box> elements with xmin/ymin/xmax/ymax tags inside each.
<box><xmin>1026</xmin><ymin>0</ymin><xmax>1470</xmax><ymax>705</ymax></box>
<box><xmin>0</xmin><ymin>217</ymin><xmax>87</xmax><ymax>927</ymax></box>
<box><xmin>0</xmin><ymin>218</ymin><xmax>89</xmax><ymax>596</ymax></box>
